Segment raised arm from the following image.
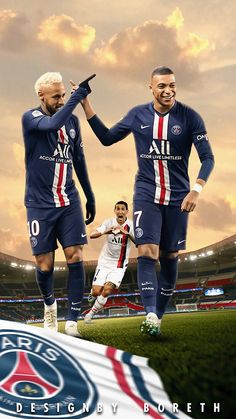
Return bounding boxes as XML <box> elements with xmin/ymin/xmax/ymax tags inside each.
<box><xmin>90</xmin><ymin>220</ymin><xmax>118</xmax><ymax>239</ymax></box>
<box><xmin>80</xmin><ymin>96</ymin><xmax>135</xmax><ymax>146</ymax></box>
<box><xmin>22</xmin><ymin>87</ymin><xmax>88</xmax><ymax>132</ymax></box>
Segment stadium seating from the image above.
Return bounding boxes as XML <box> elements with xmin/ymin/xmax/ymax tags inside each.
<box><xmin>0</xmin><ymin>234</ymin><xmax>235</xmax><ymax>321</ymax></box>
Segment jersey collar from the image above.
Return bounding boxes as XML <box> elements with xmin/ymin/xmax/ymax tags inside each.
<box><xmin>148</xmin><ymin>100</ymin><xmax>177</xmax><ymax>117</ymax></box>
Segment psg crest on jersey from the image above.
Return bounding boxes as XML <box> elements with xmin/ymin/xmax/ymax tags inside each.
<box><xmin>0</xmin><ymin>329</ymin><xmax>98</xmax><ymax>418</ymax></box>
<box><xmin>69</xmin><ymin>128</ymin><xmax>76</xmax><ymax>139</ymax></box>
<box><xmin>171</xmin><ymin>125</ymin><xmax>182</xmax><ymax>135</ymax></box>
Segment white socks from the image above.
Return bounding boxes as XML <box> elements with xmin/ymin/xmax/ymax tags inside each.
<box><xmin>90</xmin><ymin>295</ymin><xmax>108</xmax><ymax>316</ymax></box>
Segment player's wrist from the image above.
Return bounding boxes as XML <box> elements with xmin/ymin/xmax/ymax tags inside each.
<box><xmin>191</xmin><ymin>183</ymin><xmax>203</xmax><ymax>194</ymax></box>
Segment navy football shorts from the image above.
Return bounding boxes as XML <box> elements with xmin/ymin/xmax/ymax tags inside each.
<box><xmin>133</xmin><ymin>199</ymin><xmax>189</xmax><ymax>251</ymax></box>
<box><xmin>26</xmin><ymin>201</ymin><xmax>87</xmax><ymax>256</ymax></box>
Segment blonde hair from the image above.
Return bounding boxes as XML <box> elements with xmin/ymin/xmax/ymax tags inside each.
<box><xmin>34</xmin><ymin>72</ymin><xmax>63</xmax><ymax>95</ymax></box>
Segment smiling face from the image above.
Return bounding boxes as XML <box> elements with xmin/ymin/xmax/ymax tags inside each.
<box><xmin>149</xmin><ymin>73</ymin><xmax>176</xmax><ymax>113</ymax></box>
<box><xmin>38</xmin><ymin>82</ymin><xmax>66</xmax><ymax>115</ymax></box>
<box><xmin>114</xmin><ymin>203</ymin><xmax>129</xmax><ymax>225</ymax></box>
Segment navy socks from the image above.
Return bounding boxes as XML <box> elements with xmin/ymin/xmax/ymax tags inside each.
<box><xmin>156</xmin><ymin>256</ymin><xmax>178</xmax><ymax>319</ymax></box>
<box><xmin>137</xmin><ymin>256</ymin><xmax>157</xmax><ymax>314</ymax></box>
<box><xmin>36</xmin><ymin>267</ymin><xmax>55</xmax><ymax>306</ymax></box>
<box><xmin>67</xmin><ymin>261</ymin><xmax>85</xmax><ymax>321</ymax></box>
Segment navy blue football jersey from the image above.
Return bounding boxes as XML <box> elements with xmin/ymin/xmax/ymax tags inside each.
<box><xmin>89</xmin><ymin>101</ymin><xmax>214</xmax><ymax>206</ymax></box>
<box><xmin>22</xmin><ymin>88</ymin><xmax>93</xmax><ymax>209</ymax></box>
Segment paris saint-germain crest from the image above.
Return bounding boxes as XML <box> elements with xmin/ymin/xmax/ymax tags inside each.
<box><xmin>0</xmin><ymin>329</ymin><xmax>98</xmax><ymax>418</ymax></box>
<box><xmin>171</xmin><ymin>125</ymin><xmax>182</xmax><ymax>135</ymax></box>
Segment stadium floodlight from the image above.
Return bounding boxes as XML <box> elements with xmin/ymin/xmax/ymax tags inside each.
<box><xmin>10</xmin><ymin>262</ymin><xmax>18</xmax><ymax>268</ymax></box>
<box><xmin>206</xmin><ymin>250</ymin><xmax>214</xmax><ymax>256</ymax></box>
<box><xmin>25</xmin><ymin>265</ymin><xmax>34</xmax><ymax>270</ymax></box>
<box><xmin>190</xmin><ymin>255</ymin><xmax>197</xmax><ymax>261</ymax></box>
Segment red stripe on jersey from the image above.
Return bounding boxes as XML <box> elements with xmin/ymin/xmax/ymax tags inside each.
<box><xmin>156</xmin><ymin>116</ymin><xmax>166</xmax><ymax>204</ymax></box>
<box><xmin>57</xmin><ymin>164</ymin><xmax>65</xmax><ymax>206</ymax></box>
<box><xmin>59</xmin><ymin>128</ymin><xmax>65</xmax><ymax>144</ymax></box>
<box><xmin>157</xmin><ymin>116</ymin><xmax>164</xmax><ymax>139</ymax></box>
<box><xmin>106</xmin><ymin>347</ymin><xmax>164</xmax><ymax>419</ymax></box>
<box><xmin>117</xmin><ymin>224</ymin><xmax>129</xmax><ymax>268</ymax></box>
<box><xmin>158</xmin><ymin>160</ymin><xmax>166</xmax><ymax>205</ymax></box>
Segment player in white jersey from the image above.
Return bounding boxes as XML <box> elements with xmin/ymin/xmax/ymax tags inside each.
<box><xmin>84</xmin><ymin>201</ymin><xmax>134</xmax><ymax>323</ymax></box>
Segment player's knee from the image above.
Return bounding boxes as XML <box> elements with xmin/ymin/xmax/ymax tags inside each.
<box><xmin>160</xmin><ymin>250</ymin><xmax>178</xmax><ymax>259</ymax></box>
<box><xmin>138</xmin><ymin>244</ymin><xmax>158</xmax><ymax>260</ymax></box>
<box><xmin>64</xmin><ymin>245</ymin><xmax>83</xmax><ymax>263</ymax></box>
<box><xmin>103</xmin><ymin>282</ymin><xmax>115</xmax><ymax>296</ymax></box>
<box><xmin>35</xmin><ymin>254</ymin><xmax>54</xmax><ymax>271</ymax></box>
<box><xmin>92</xmin><ymin>290</ymin><xmax>100</xmax><ymax>297</ymax></box>
<box><xmin>91</xmin><ymin>286</ymin><xmax>102</xmax><ymax>297</ymax></box>
<box><xmin>102</xmin><ymin>287</ymin><xmax>113</xmax><ymax>297</ymax></box>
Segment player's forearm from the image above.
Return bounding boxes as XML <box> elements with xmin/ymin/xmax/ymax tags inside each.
<box><xmin>73</xmin><ymin>156</ymin><xmax>95</xmax><ymax>202</ymax></box>
<box><xmin>37</xmin><ymin>88</ymin><xmax>87</xmax><ymax>131</ymax></box>
<box><xmin>128</xmin><ymin>234</ymin><xmax>135</xmax><ymax>244</ymax></box>
<box><xmin>197</xmin><ymin>157</ymin><xmax>215</xmax><ymax>182</ymax></box>
<box><xmin>87</xmin><ymin>115</ymin><xmax>117</xmax><ymax>146</ymax></box>
<box><xmin>90</xmin><ymin>231</ymin><xmax>102</xmax><ymax>239</ymax></box>
<box><xmin>194</xmin><ymin>138</ymin><xmax>215</xmax><ymax>182</ymax></box>
<box><xmin>81</xmin><ymin>97</ymin><xmax>113</xmax><ymax>145</ymax></box>
<box><xmin>81</xmin><ymin>97</ymin><xmax>96</xmax><ymax>120</ymax></box>
<box><xmin>191</xmin><ymin>179</ymin><xmax>206</xmax><ymax>194</ymax></box>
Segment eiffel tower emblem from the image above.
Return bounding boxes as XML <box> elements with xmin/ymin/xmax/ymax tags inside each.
<box><xmin>0</xmin><ymin>351</ymin><xmax>59</xmax><ymax>397</ymax></box>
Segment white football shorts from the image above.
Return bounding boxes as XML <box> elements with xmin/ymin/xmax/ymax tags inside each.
<box><xmin>92</xmin><ymin>266</ymin><xmax>126</xmax><ymax>288</ymax></box>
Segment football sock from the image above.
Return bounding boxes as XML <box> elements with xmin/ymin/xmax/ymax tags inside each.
<box><xmin>36</xmin><ymin>267</ymin><xmax>55</xmax><ymax>306</ymax></box>
<box><xmin>90</xmin><ymin>295</ymin><xmax>108</xmax><ymax>317</ymax></box>
<box><xmin>67</xmin><ymin>261</ymin><xmax>85</xmax><ymax>321</ymax></box>
<box><xmin>156</xmin><ymin>256</ymin><xmax>178</xmax><ymax>319</ymax></box>
<box><xmin>137</xmin><ymin>256</ymin><xmax>157</xmax><ymax>314</ymax></box>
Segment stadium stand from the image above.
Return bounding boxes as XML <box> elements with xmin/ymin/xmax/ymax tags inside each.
<box><xmin>0</xmin><ymin>234</ymin><xmax>235</xmax><ymax>321</ymax></box>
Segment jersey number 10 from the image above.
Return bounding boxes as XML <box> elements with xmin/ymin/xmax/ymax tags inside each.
<box><xmin>27</xmin><ymin>220</ymin><xmax>40</xmax><ymax>237</ymax></box>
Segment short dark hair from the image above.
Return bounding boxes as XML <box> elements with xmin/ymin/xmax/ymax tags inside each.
<box><xmin>151</xmin><ymin>66</ymin><xmax>174</xmax><ymax>78</ymax></box>
<box><xmin>114</xmin><ymin>201</ymin><xmax>128</xmax><ymax>210</ymax></box>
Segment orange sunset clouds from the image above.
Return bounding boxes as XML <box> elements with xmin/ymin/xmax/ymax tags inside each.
<box><xmin>0</xmin><ymin>1</ymin><xmax>235</xmax><ymax>261</ymax></box>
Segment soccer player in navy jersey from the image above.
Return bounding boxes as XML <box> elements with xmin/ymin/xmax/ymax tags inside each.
<box><xmin>22</xmin><ymin>72</ymin><xmax>96</xmax><ymax>337</ymax></box>
<box><xmin>75</xmin><ymin>66</ymin><xmax>214</xmax><ymax>336</ymax></box>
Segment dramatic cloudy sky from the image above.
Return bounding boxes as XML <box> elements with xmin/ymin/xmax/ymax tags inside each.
<box><xmin>0</xmin><ymin>0</ymin><xmax>235</xmax><ymax>261</ymax></box>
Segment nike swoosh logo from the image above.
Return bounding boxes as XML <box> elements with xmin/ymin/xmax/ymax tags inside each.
<box><xmin>72</xmin><ymin>302</ymin><xmax>80</xmax><ymax>305</ymax></box>
<box><xmin>178</xmin><ymin>239</ymin><xmax>186</xmax><ymax>244</ymax></box>
<box><xmin>81</xmin><ymin>233</ymin><xmax>87</xmax><ymax>237</ymax></box>
<box><xmin>141</xmin><ymin>125</ymin><xmax>150</xmax><ymax>129</ymax></box>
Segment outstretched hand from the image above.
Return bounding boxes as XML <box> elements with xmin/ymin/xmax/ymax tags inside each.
<box><xmin>79</xmin><ymin>74</ymin><xmax>96</xmax><ymax>94</ymax></box>
<box><xmin>70</xmin><ymin>80</ymin><xmax>79</xmax><ymax>94</ymax></box>
<box><xmin>85</xmin><ymin>200</ymin><xmax>96</xmax><ymax>225</ymax></box>
<box><xmin>70</xmin><ymin>74</ymin><xmax>96</xmax><ymax>95</ymax></box>
<box><xmin>117</xmin><ymin>225</ymin><xmax>129</xmax><ymax>235</ymax></box>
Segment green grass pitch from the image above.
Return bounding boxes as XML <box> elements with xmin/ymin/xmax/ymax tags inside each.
<box><xmin>35</xmin><ymin>310</ymin><xmax>236</xmax><ymax>419</ymax></box>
